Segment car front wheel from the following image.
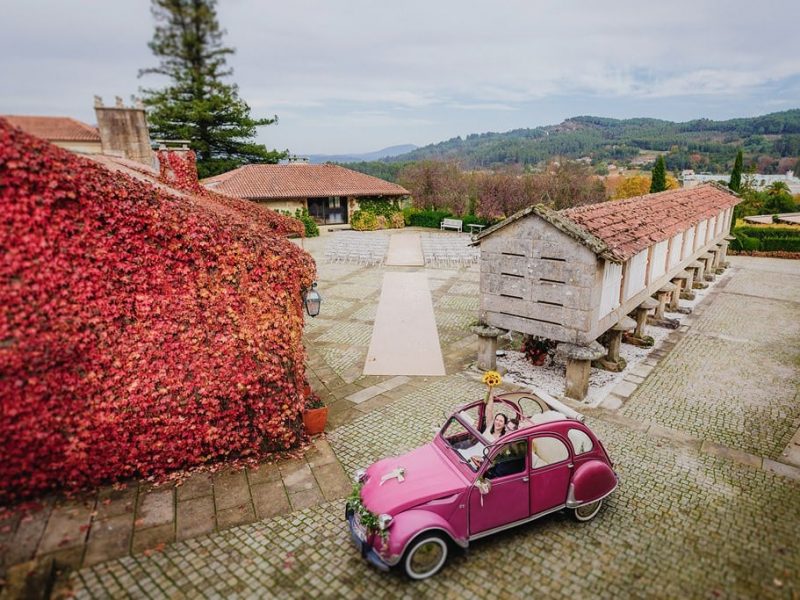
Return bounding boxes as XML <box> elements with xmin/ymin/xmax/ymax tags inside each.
<box><xmin>573</xmin><ymin>499</ymin><xmax>603</xmax><ymax>522</ymax></box>
<box><xmin>403</xmin><ymin>534</ymin><xmax>449</xmax><ymax>580</ymax></box>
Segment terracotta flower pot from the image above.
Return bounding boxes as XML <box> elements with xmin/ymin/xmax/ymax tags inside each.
<box><xmin>303</xmin><ymin>406</ymin><xmax>329</xmax><ymax>436</ymax></box>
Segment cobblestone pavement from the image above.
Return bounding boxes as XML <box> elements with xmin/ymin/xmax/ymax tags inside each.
<box><xmin>621</xmin><ymin>257</ymin><xmax>800</xmax><ymax>459</ymax></box>
<box><xmin>69</xmin><ymin>374</ymin><xmax>800</xmax><ymax>599</ymax></box>
<box><xmin>0</xmin><ymin>439</ymin><xmax>350</xmax><ymax>585</ymax></box>
<box><xmin>14</xmin><ymin>238</ymin><xmax>800</xmax><ymax>597</ymax></box>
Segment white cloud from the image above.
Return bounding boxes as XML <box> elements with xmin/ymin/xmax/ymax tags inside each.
<box><xmin>1</xmin><ymin>0</ymin><xmax>798</xmax><ymax>153</ymax></box>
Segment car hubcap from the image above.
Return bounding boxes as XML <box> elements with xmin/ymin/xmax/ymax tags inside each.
<box><xmin>410</xmin><ymin>541</ymin><xmax>444</xmax><ymax>575</ymax></box>
<box><xmin>576</xmin><ymin>500</ymin><xmax>601</xmax><ymax>519</ymax></box>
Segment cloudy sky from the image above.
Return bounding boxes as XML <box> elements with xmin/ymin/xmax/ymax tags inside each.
<box><xmin>2</xmin><ymin>0</ymin><xmax>799</xmax><ymax>155</ymax></box>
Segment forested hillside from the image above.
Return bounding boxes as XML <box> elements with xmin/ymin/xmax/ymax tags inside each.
<box><xmin>343</xmin><ymin>110</ymin><xmax>800</xmax><ymax>180</ymax></box>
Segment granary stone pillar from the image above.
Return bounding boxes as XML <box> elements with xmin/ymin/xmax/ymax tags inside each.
<box><xmin>719</xmin><ymin>235</ymin><xmax>735</xmax><ymax>268</ymax></box>
<box><xmin>471</xmin><ymin>325</ymin><xmax>504</xmax><ymax>371</ymax></box>
<box><xmin>625</xmin><ymin>296</ymin><xmax>658</xmax><ymax>347</ymax></box>
<box><xmin>557</xmin><ymin>341</ymin><xmax>605</xmax><ymax>401</ymax></box>
<box><xmin>596</xmin><ymin>316</ymin><xmax>636</xmax><ymax>372</ymax></box>
<box><xmin>688</xmin><ymin>261</ymin><xmax>708</xmax><ymax>289</ymax></box>
<box><xmin>669</xmin><ymin>271</ymin><xmax>692</xmax><ymax>314</ymax></box>
<box><xmin>710</xmin><ymin>246</ymin><xmax>722</xmax><ymax>270</ymax></box>
<box><xmin>700</xmin><ymin>252</ymin><xmax>716</xmax><ymax>281</ymax></box>
<box><xmin>680</xmin><ymin>268</ymin><xmax>696</xmax><ymax>300</ymax></box>
<box><xmin>649</xmin><ymin>284</ymin><xmax>680</xmax><ymax>329</ymax></box>
<box><xmin>653</xmin><ymin>283</ymin><xmax>674</xmax><ymax>319</ymax></box>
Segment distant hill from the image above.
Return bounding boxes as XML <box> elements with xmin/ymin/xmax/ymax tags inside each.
<box><xmin>307</xmin><ymin>144</ymin><xmax>417</xmax><ymax>164</ymax></box>
<box><xmin>379</xmin><ymin>110</ymin><xmax>800</xmax><ymax>174</ymax></box>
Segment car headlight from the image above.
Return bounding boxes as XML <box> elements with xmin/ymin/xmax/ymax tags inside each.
<box><xmin>353</xmin><ymin>468</ymin><xmax>367</xmax><ymax>484</ymax></box>
<box><xmin>377</xmin><ymin>514</ymin><xmax>393</xmax><ymax>530</ymax></box>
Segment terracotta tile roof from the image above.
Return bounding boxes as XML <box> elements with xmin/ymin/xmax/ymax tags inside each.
<box><xmin>2</xmin><ymin>115</ymin><xmax>100</xmax><ymax>142</ymax></box>
<box><xmin>202</xmin><ymin>163</ymin><xmax>409</xmax><ymax>199</ymax></box>
<box><xmin>562</xmin><ymin>184</ymin><xmax>739</xmax><ymax>260</ymax></box>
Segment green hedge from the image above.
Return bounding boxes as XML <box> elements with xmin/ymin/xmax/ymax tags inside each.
<box><xmin>402</xmin><ymin>207</ymin><xmax>493</xmax><ymax>229</ymax></box>
<box><xmin>731</xmin><ymin>226</ymin><xmax>800</xmax><ymax>252</ymax></box>
<box><xmin>761</xmin><ymin>237</ymin><xmax>800</xmax><ymax>252</ymax></box>
<box><xmin>735</xmin><ymin>225</ymin><xmax>800</xmax><ymax>240</ymax></box>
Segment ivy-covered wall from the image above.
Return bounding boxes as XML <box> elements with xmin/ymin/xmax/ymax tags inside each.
<box><xmin>0</xmin><ymin>120</ymin><xmax>315</xmax><ymax>503</ymax></box>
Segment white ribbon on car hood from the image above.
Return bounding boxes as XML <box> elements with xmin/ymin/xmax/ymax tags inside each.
<box><xmin>380</xmin><ymin>467</ymin><xmax>406</xmax><ymax>485</ymax></box>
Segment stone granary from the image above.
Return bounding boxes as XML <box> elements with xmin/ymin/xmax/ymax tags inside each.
<box><xmin>472</xmin><ymin>183</ymin><xmax>740</xmax><ymax>400</ymax></box>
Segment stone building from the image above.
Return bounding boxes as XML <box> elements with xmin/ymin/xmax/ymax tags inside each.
<box><xmin>2</xmin><ymin>96</ymin><xmax>153</xmax><ymax>167</ymax></box>
<box><xmin>473</xmin><ymin>183</ymin><xmax>740</xmax><ymax>398</ymax></box>
<box><xmin>202</xmin><ymin>163</ymin><xmax>409</xmax><ymax>226</ymax></box>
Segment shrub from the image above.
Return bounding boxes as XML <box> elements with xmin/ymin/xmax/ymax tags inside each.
<box><xmin>279</xmin><ymin>208</ymin><xmax>319</xmax><ymax>237</ymax></box>
<box><xmin>406</xmin><ymin>209</ymin><xmax>454</xmax><ymax>228</ymax></box>
<box><xmin>357</xmin><ymin>198</ymin><xmax>402</xmax><ymax>219</ymax></box>
<box><xmin>760</xmin><ymin>237</ymin><xmax>800</xmax><ymax>252</ymax></box>
<box><xmin>295</xmin><ymin>208</ymin><xmax>319</xmax><ymax>237</ymax></box>
<box><xmin>734</xmin><ymin>225</ymin><xmax>800</xmax><ymax>240</ymax></box>
<box><xmin>351</xmin><ymin>210</ymin><xmax>378</xmax><ymax>231</ymax></box>
<box><xmin>731</xmin><ymin>224</ymin><xmax>800</xmax><ymax>252</ymax></box>
<box><xmin>402</xmin><ymin>206</ymin><xmax>420</xmax><ymax>225</ymax></box>
<box><xmin>0</xmin><ymin>120</ymin><xmax>315</xmax><ymax>503</ymax></box>
<box><xmin>731</xmin><ymin>231</ymin><xmax>760</xmax><ymax>252</ymax></box>
<box><xmin>462</xmin><ymin>214</ymin><xmax>492</xmax><ymax>228</ymax></box>
<box><xmin>522</xmin><ymin>336</ymin><xmax>556</xmax><ymax>366</ymax></box>
<box><xmin>375</xmin><ymin>215</ymin><xmax>388</xmax><ymax>229</ymax></box>
<box><xmin>390</xmin><ymin>212</ymin><xmax>405</xmax><ymax>229</ymax></box>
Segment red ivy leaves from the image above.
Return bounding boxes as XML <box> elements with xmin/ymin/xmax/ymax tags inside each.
<box><xmin>0</xmin><ymin>120</ymin><xmax>316</xmax><ymax>504</ymax></box>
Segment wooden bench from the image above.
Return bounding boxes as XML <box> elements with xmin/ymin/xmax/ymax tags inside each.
<box><xmin>440</xmin><ymin>218</ymin><xmax>463</xmax><ymax>232</ymax></box>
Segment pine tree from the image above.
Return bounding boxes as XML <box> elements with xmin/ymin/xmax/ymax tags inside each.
<box><xmin>649</xmin><ymin>156</ymin><xmax>667</xmax><ymax>193</ymax></box>
<box><xmin>729</xmin><ymin>149</ymin><xmax>743</xmax><ymax>193</ymax></box>
<box><xmin>139</xmin><ymin>0</ymin><xmax>285</xmax><ymax>178</ymax></box>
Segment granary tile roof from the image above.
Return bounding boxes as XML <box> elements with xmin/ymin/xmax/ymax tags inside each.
<box><xmin>202</xmin><ymin>163</ymin><xmax>409</xmax><ymax>199</ymax></box>
<box><xmin>561</xmin><ymin>183</ymin><xmax>739</xmax><ymax>260</ymax></box>
<box><xmin>474</xmin><ymin>183</ymin><xmax>740</xmax><ymax>263</ymax></box>
<box><xmin>3</xmin><ymin>115</ymin><xmax>100</xmax><ymax>142</ymax></box>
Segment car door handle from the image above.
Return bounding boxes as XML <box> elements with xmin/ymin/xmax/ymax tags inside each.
<box><xmin>522</xmin><ymin>477</ymin><xmax>529</xmax><ymax>482</ymax></box>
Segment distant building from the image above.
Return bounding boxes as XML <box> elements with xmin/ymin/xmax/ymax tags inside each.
<box><xmin>682</xmin><ymin>171</ymin><xmax>800</xmax><ymax>195</ymax></box>
<box><xmin>3</xmin><ymin>96</ymin><xmax>153</xmax><ymax>167</ymax></box>
<box><xmin>2</xmin><ymin>115</ymin><xmax>101</xmax><ymax>155</ymax></box>
<box><xmin>202</xmin><ymin>164</ymin><xmax>410</xmax><ymax>226</ymax></box>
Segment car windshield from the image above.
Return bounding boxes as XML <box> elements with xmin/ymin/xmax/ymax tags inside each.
<box><xmin>441</xmin><ymin>417</ymin><xmax>485</xmax><ymax>472</ymax></box>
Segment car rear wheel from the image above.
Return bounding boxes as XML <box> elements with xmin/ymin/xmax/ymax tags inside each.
<box><xmin>573</xmin><ymin>499</ymin><xmax>603</xmax><ymax>522</ymax></box>
<box><xmin>403</xmin><ymin>534</ymin><xmax>449</xmax><ymax>580</ymax></box>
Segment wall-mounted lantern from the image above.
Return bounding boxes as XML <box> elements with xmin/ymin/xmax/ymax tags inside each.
<box><xmin>304</xmin><ymin>282</ymin><xmax>322</xmax><ymax>318</ymax></box>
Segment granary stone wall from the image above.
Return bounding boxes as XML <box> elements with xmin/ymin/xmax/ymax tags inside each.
<box><xmin>478</xmin><ymin>203</ymin><xmax>735</xmax><ymax>346</ymax></box>
<box><xmin>479</xmin><ymin>215</ymin><xmax>602</xmax><ymax>344</ymax></box>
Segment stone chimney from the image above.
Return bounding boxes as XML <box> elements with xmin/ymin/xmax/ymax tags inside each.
<box><xmin>93</xmin><ymin>96</ymin><xmax>154</xmax><ymax>166</ymax></box>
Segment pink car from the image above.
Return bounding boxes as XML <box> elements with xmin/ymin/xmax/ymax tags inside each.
<box><xmin>346</xmin><ymin>390</ymin><xmax>618</xmax><ymax>580</ymax></box>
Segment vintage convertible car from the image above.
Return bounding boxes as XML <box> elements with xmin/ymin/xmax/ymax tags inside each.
<box><xmin>346</xmin><ymin>389</ymin><xmax>618</xmax><ymax>580</ymax></box>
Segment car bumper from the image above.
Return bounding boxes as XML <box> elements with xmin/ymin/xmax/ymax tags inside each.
<box><xmin>346</xmin><ymin>509</ymin><xmax>390</xmax><ymax>572</ymax></box>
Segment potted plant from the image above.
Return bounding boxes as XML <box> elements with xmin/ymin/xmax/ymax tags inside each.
<box><xmin>302</xmin><ymin>391</ymin><xmax>328</xmax><ymax>436</ymax></box>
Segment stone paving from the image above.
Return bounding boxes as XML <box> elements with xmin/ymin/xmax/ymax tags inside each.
<box><xmin>60</xmin><ymin>252</ymin><xmax>800</xmax><ymax>599</ymax></box>
<box><xmin>0</xmin><ymin>439</ymin><xmax>350</xmax><ymax>585</ymax></box>
<box><xmin>67</xmin><ymin>377</ymin><xmax>799</xmax><ymax>599</ymax></box>
<box><xmin>4</xmin><ymin>230</ymin><xmax>800</xmax><ymax>598</ymax></box>
<box><xmin>621</xmin><ymin>256</ymin><xmax>800</xmax><ymax>460</ymax></box>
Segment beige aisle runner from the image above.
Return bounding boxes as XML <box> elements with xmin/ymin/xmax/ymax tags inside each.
<box><xmin>364</xmin><ymin>272</ymin><xmax>446</xmax><ymax>376</ymax></box>
<box><xmin>385</xmin><ymin>233</ymin><xmax>424</xmax><ymax>266</ymax></box>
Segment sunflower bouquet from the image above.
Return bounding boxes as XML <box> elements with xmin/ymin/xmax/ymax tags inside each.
<box><xmin>482</xmin><ymin>370</ymin><xmax>502</xmax><ymax>403</ymax></box>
